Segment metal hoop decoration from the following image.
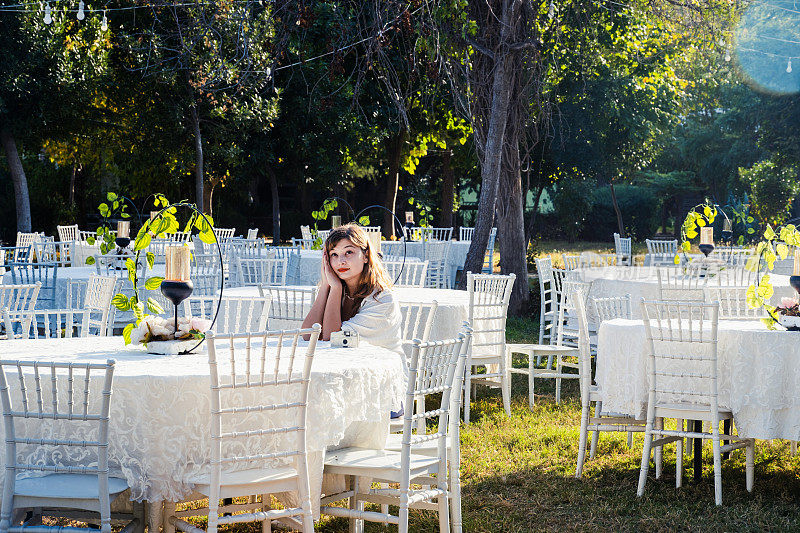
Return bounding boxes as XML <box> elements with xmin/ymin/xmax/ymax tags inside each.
<box><xmin>354</xmin><ymin>204</ymin><xmax>408</xmax><ymax>286</ymax></box>
<box><xmin>133</xmin><ymin>202</ymin><xmax>225</xmax><ymax>353</ymax></box>
<box><xmin>323</xmin><ymin>196</ymin><xmax>357</xmax><ymax>223</ymax></box>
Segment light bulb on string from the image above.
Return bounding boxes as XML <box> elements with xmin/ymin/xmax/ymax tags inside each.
<box><xmin>43</xmin><ymin>2</ymin><xmax>52</xmax><ymax>24</ymax></box>
<box><xmin>719</xmin><ymin>36</ymin><xmax>725</xmax><ymax>47</ymax></box>
<box><xmin>101</xmin><ymin>10</ymin><xmax>107</xmax><ymax>30</ymax></box>
<box><xmin>77</xmin><ymin>0</ymin><xmax>85</xmax><ymax>20</ymax></box>
<box><xmin>724</xmin><ymin>49</ymin><xmax>731</xmax><ymax>62</ymax></box>
<box><xmin>787</xmin><ymin>60</ymin><xmax>793</xmax><ymax>73</ymax></box>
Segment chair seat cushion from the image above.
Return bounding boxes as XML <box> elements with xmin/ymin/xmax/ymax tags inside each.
<box><xmin>15</xmin><ymin>474</ymin><xmax>128</xmax><ymax>499</ymax></box>
<box><xmin>324</xmin><ymin>447</ymin><xmax>439</xmax><ymax>482</ymax></box>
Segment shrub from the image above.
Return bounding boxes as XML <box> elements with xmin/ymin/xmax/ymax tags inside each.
<box><xmin>739</xmin><ymin>159</ymin><xmax>800</xmax><ymax>227</ymax></box>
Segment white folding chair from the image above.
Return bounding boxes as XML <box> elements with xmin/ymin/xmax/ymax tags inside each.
<box><xmin>703</xmin><ymin>286</ymin><xmax>763</xmax><ymax>320</ymax></box>
<box><xmin>646</xmin><ymin>239</ymin><xmax>678</xmax><ymax>266</ymax></box>
<box><xmin>463</xmin><ymin>272</ymin><xmax>514</xmax><ymax>422</ymax></box>
<box><xmin>574</xmin><ymin>291</ymin><xmax>645</xmax><ymax>477</ymax></box>
<box><xmin>383</xmin><ymin>260</ymin><xmax>428</xmax><ymax>288</ymax></box>
<box><xmin>235</xmin><ymin>257</ymin><xmax>287</xmax><ymax>287</ymax></box>
<box><xmin>166</xmin><ymin>326</ymin><xmax>321</xmax><ymax>533</ymax></box>
<box><xmin>321</xmin><ymin>332</ymin><xmax>468</xmax><ymax>533</ymax></box>
<box><xmin>0</xmin><ymin>360</ymin><xmax>142</xmax><ymax>533</ymax></box>
<box><xmin>637</xmin><ymin>299</ymin><xmax>755</xmax><ymax>506</ymax></box>
<box><xmin>614</xmin><ymin>233</ymin><xmax>632</xmax><ymax>266</ymax></box>
<box><xmin>184</xmin><ymin>295</ymin><xmax>270</xmax><ymax>334</ymax></box>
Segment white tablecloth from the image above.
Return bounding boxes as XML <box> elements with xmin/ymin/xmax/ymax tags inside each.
<box><xmin>575</xmin><ymin>266</ymin><xmax>794</xmax><ymax>318</ymax></box>
<box><xmin>0</xmin><ymin>337</ymin><xmax>405</xmax><ymax>507</ymax></box>
<box><xmin>597</xmin><ymin>319</ymin><xmax>800</xmax><ymax>440</ymax></box>
<box><xmin>225</xmin><ymin>285</ymin><xmax>470</xmax><ymax>341</ymax></box>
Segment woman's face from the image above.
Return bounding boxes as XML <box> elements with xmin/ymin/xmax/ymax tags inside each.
<box><xmin>328</xmin><ymin>237</ymin><xmax>368</xmax><ymax>284</ymax></box>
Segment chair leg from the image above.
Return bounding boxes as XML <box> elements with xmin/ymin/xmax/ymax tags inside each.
<box><xmin>437</xmin><ymin>492</ymin><xmax>450</xmax><ymax>533</ymax></box>
<box><xmin>637</xmin><ymin>424</ymin><xmax>654</xmax><ymax>498</ymax></box>
<box><xmin>589</xmin><ymin>401</ymin><xmax>601</xmax><ymax>460</ymax></box>
<box><xmin>791</xmin><ymin>441</ymin><xmax>797</xmax><ymax>456</ymax></box>
<box><xmin>746</xmin><ymin>440</ymin><xmax>755</xmax><ymax>493</ymax></box>
<box><xmin>450</xmin><ymin>458</ymin><xmax>463</xmax><ymax>533</ymax></box>
<box><xmin>555</xmin><ymin>356</ymin><xmax>563</xmax><ymax>405</ymax></box>
<box><xmin>655</xmin><ymin>417</ymin><xmax>663</xmax><ymax>480</ymax></box>
<box><xmin>463</xmin><ymin>370</ymin><xmax>472</xmax><ymax>424</ymax></box>
<box><xmin>712</xmin><ymin>430</ymin><xmax>723</xmax><ymax>506</ymax></box>
<box><xmin>576</xmin><ymin>403</ymin><xmax>590</xmax><ymax>478</ymax></box>
<box><xmin>527</xmin><ymin>351</ymin><xmax>535</xmax><ymax>411</ymax></box>
<box><xmin>261</xmin><ymin>495</ymin><xmax>271</xmax><ymax>533</ymax></box>
<box><xmin>501</xmin><ymin>354</ymin><xmax>511</xmax><ymax>417</ymax></box>
<box><xmin>349</xmin><ymin>476</ymin><xmax>364</xmax><ymax>533</ymax></box>
<box><xmin>676</xmin><ymin>419</ymin><xmax>684</xmax><ymax>488</ymax></box>
<box><xmin>163</xmin><ymin>502</ymin><xmax>177</xmax><ymax>533</ymax></box>
<box><xmin>627</xmin><ymin>431</ymin><xmax>633</xmax><ymax>449</ymax></box>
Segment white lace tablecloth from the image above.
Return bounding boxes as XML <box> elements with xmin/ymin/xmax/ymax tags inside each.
<box><xmin>596</xmin><ymin>318</ymin><xmax>800</xmax><ymax>440</ymax></box>
<box><xmin>225</xmin><ymin>285</ymin><xmax>470</xmax><ymax>341</ymax></box>
<box><xmin>0</xmin><ymin>336</ymin><xmax>405</xmax><ymax>508</ymax></box>
<box><xmin>575</xmin><ymin>266</ymin><xmax>794</xmax><ymax>318</ymax></box>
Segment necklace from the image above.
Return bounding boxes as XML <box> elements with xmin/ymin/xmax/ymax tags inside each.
<box><xmin>344</xmin><ymin>291</ymin><xmax>356</xmax><ymax>301</ymax></box>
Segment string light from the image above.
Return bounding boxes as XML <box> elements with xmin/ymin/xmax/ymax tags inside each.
<box><xmin>787</xmin><ymin>60</ymin><xmax>793</xmax><ymax>73</ymax></box>
<box><xmin>76</xmin><ymin>0</ymin><xmax>84</xmax><ymax>20</ymax></box>
<box><xmin>43</xmin><ymin>2</ymin><xmax>51</xmax><ymax>24</ymax></box>
<box><xmin>101</xmin><ymin>9</ymin><xmax>107</xmax><ymax>30</ymax></box>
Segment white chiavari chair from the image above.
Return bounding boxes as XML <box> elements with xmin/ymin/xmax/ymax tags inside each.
<box><xmin>65</xmin><ymin>275</ymin><xmax>117</xmax><ymax>335</ymax></box>
<box><xmin>166</xmin><ymin>326</ymin><xmax>320</xmax><ymax>533</ymax></box>
<box><xmin>79</xmin><ymin>230</ymin><xmax>98</xmax><ymax>242</ymax></box>
<box><xmin>0</xmin><ymin>359</ymin><xmax>142</xmax><ymax>533</ymax></box>
<box><xmin>14</xmin><ymin>233</ymin><xmax>41</xmax><ymax>262</ymax></box>
<box><xmin>646</xmin><ymin>239</ymin><xmax>678</xmax><ymax>266</ymax></box>
<box><xmin>271</xmin><ymin>246</ymin><xmax>302</xmax><ymax>283</ymax></box>
<box><xmin>424</xmin><ymin>241</ymin><xmax>452</xmax><ymax>288</ymax></box>
<box><xmin>383</xmin><ymin>260</ymin><xmax>428</xmax><ymax>288</ymax></box>
<box><xmin>0</xmin><ymin>284</ymin><xmax>41</xmax><ymax>314</ymax></box>
<box><xmin>482</xmin><ymin>228</ymin><xmax>497</xmax><ymax>274</ymax></box>
<box><xmin>637</xmin><ymin>299</ymin><xmax>755</xmax><ymax>506</ymax></box>
<box><xmin>533</xmin><ymin>257</ymin><xmax>558</xmax><ymax>346</ymax></box>
<box><xmin>321</xmin><ymin>331</ymin><xmax>468</xmax><ymax>533</ymax></box>
<box><xmin>291</xmin><ymin>237</ymin><xmax>316</xmax><ymax>250</ymax></box>
<box><xmin>57</xmin><ymin>224</ymin><xmax>79</xmax><ymax>243</ymax></box>
<box><xmin>562</xmin><ymin>254</ymin><xmax>581</xmax><ymax>271</ymax></box>
<box><xmin>184</xmin><ymin>295</ymin><xmax>270</xmax><ymax>334</ymax></box>
<box><xmin>459</xmin><ymin>227</ymin><xmax>474</xmax><ymax>241</ymax></box>
<box><xmin>712</xmin><ymin>266</ymin><xmax>756</xmax><ymax>287</ymax></box>
<box><xmin>404</xmin><ymin>226</ymin><xmax>453</xmax><ymax>242</ymax></box>
<box><xmin>235</xmin><ymin>257</ymin><xmax>287</xmax><ymax>287</ymax></box>
<box><xmin>300</xmin><ymin>225</ymin><xmax>312</xmax><ymax>240</ymax></box>
<box><xmin>703</xmin><ymin>286</ymin><xmax>763</xmax><ymax>320</ymax></box>
<box><xmin>93</xmin><ymin>254</ymin><xmax>147</xmax><ymax>281</ymax></box>
<box><xmin>9</xmin><ymin>262</ymin><xmax>58</xmax><ymax>309</ymax></box>
<box><xmin>463</xmin><ymin>272</ymin><xmax>514</xmax><ymax>422</ymax></box>
<box><xmin>614</xmin><ymin>232</ymin><xmax>632</xmax><ymax>266</ymax></box>
<box><xmin>317</xmin><ymin>229</ymin><xmax>331</xmax><ymax>242</ymax></box>
<box><xmin>574</xmin><ymin>291</ymin><xmax>645</xmax><ymax>477</ymax></box>
<box><xmin>657</xmin><ymin>265</ymin><xmax>709</xmax><ymax>301</ymax></box>
<box><xmin>213</xmin><ymin>228</ymin><xmax>236</xmax><ymax>243</ymax></box>
<box><xmin>246</xmin><ymin>228</ymin><xmax>258</xmax><ymax>240</ymax></box>
<box><xmin>258</xmin><ymin>285</ymin><xmax>317</xmax><ymax>330</ymax></box>
<box><xmin>591</xmin><ymin>294</ymin><xmax>633</xmax><ymax>325</ymax></box>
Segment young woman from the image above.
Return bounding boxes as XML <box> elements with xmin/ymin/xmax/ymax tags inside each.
<box><xmin>301</xmin><ymin>224</ymin><xmax>403</xmax><ymax>359</ymax></box>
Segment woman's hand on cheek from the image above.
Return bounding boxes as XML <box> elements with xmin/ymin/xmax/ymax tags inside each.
<box><xmin>320</xmin><ymin>252</ymin><xmax>330</xmax><ymax>289</ymax></box>
<box><xmin>323</xmin><ymin>252</ymin><xmax>341</xmax><ymax>289</ymax></box>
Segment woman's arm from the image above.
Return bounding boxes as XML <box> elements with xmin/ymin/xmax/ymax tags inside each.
<box><xmin>301</xmin><ymin>251</ymin><xmax>337</xmax><ymax>339</ymax></box>
<box><xmin>321</xmin><ymin>282</ymin><xmax>343</xmax><ymax>341</ymax></box>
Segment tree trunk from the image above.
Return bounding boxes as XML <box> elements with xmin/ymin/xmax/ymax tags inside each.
<box><xmin>189</xmin><ymin>104</ymin><xmax>205</xmax><ymax>213</ymax></box>
<box><xmin>609</xmin><ymin>182</ymin><xmax>625</xmax><ymax>237</ymax></box>
<box><xmin>441</xmin><ymin>150</ymin><xmax>455</xmax><ymax>228</ymax></box>
<box><xmin>267</xmin><ymin>167</ymin><xmax>281</xmax><ymax>244</ymax></box>
<box><xmin>383</xmin><ymin>127</ymin><xmax>407</xmax><ymax>237</ymax></box>
<box><xmin>0</xmin><ymin>126</ymin><xmax>32</xmax><ymax>232</ymax></box>
<box><xmin>459</xmin><ymin>0</ymin><xmax>522</xmax><ymax>288</ymax></box>
<box><xmin>203</xmin><ymin>180</ymin><xmax>214</xmax><ymax>218</ymax></box>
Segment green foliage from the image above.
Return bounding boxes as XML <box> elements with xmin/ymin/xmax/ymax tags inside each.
<box><xmin>583</xmin><ymin>185</ymin><xmax>660</xmax><ymax>242</ymax></box>
<box><xmin>739</xmin><ymin>160</ymin><xmax>800</xmax><ymax>227</ymax></box>
<box><xmin>676</xmin><ymin>200</ymin><xmax>717</xmax><ymax>263</ymax></box>
<box><xmin>551</xmin><ymin>177</ymin><xmax>594</xmax><ymax>242</ymax></box>
<box><xmin>746</xmin><ymin>223</ymin><xmax>800</xmax><ymax>328</ymax></box>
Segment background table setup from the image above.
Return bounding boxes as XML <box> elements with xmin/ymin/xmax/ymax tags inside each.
<box><xmin>596</xmin><ymin>318</ymin><xmax>800</xmax><ymax>440</ymax></box>
<box><xmin>573</xmin><ymin>265</ymin><xmax>795</xmax><ymax>317</ymax></box>
<box><xmin>0</xmin><ymin>336</ymin><xmax>405</xmax><ymax>527</ymax></box>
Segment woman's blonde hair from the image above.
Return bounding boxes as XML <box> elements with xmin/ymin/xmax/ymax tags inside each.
<box><xmin>325</xmin><ymin>223</ymin><xmax>393</xmax><ymax>299</ymax></box>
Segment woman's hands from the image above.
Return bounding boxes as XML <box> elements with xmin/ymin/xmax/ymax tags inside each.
<box><xmin>321</xmin><ymin>251</ymin><xmax>341</xmax><ymax>291</ymax></box>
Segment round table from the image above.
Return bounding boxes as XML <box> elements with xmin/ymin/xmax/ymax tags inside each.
<box><xmin>0</xmin><ymin>336</ymin><xmax>405</xmax><ymax>522</ymax></box>
<box><xmin>597</xmin><ymin>318</ymin><xmax>800</xmax><ymax>440</ymax></box>
<box><xmin>574</xmin><ymin>266</ymin><xmax>795</xmax><ymax>318</ymax></box>
<box><xmin>225</xmin><ymin>285</ymin><xmax>470</xmax><ymax>341</ymax></box>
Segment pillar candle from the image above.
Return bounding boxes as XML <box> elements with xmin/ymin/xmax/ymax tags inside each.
<box><xmin>117</xmin><ymin>220</ymin><xmax>130</xmax><ymax>239</ymax></box>
<box><xmin>366</xmin><ymin>230</ymin><xmax>381</xmax><ymax>255</ymax></box>
<box><xmin>166</xmin><ymin>246</ymin><xmax>191</xmax><ymax>281</ymax></box>
<box><xmin>331</xmin><ymin>216</ymin><xmax>342</xmax><ymax>228</ymax></box>
<box><xmin>700</xmin><ymin>227</ymin><xmax>713</xmax><ymax>245</ymax></box>
<box><xmin>794</xmin><ymin>249</ymin><xmax>800</xmax><ymax>276</ymax></box>
<box><xmin>405</xmin><ymin>211</ymin><xmax>415</xmax><ymax>224</ymax></box>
